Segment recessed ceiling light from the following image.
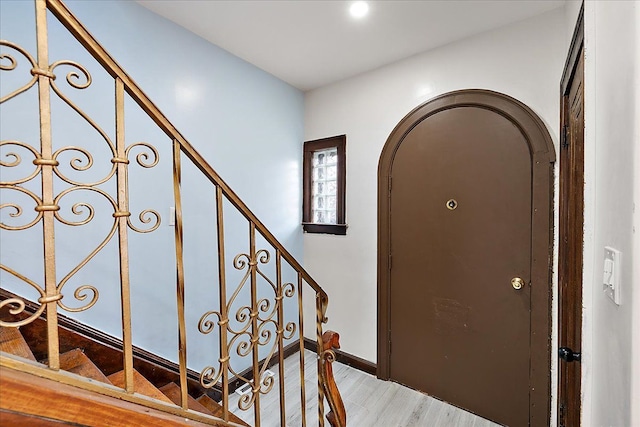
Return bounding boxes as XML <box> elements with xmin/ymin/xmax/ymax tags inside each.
<box><xmin>349</xmin><ymin>1</ymin><xmax>369</xmax><ymax>19</ymax></box>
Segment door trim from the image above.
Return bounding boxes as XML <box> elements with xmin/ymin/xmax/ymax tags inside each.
<box><xmin>561</xmin><ymin>5</ymin><xmax>584</xmax><ymax>97</ymax></box>
<box><xmin>377</xmin><ymin>89</ymin><xmax>555</xmax><ymax>425</ymax></box>
<box><xmin>558</xmin><ymin>4</ymin><xmax>584</xmax><ymax>427</ymax></box>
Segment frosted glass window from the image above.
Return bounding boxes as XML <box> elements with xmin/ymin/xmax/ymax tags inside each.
<box><xmin>303</xmin><ymin>135</ymin><xmax>346</xmax><ymax>235</ymax></box>
<box><xmin>311</xmin><ymin>147</ymin><xmax>337</xmax><ymax>224</ymax></box>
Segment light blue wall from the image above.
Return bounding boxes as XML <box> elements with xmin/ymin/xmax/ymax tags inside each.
<box><xmin>64</xmin><ymin>0</ymin><xmax>305</xmax><ymax>235</ymax></box>
<box><xmin>1</xmin><ymin>0</ymin><xmax>304</xmax><ymax>374</ymax></box>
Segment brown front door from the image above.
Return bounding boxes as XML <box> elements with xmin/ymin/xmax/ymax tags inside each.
<box><xmin>558</xmin><ymin>6</ymin><xmax>584</xmax><ymax>427</ymax></box>
<box><xmin>378</xmin><ymin>90</ymin><xmax>554</xmax><ymax>427</ymax></box>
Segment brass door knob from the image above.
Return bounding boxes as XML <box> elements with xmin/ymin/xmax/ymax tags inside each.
<box><xmin>511</xmin><ymin>277</ymin><xmax>525</xmax><ymax>290</ymax></box>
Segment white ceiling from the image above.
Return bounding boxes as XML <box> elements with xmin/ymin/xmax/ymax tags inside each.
<box><xmin>137</xmin><ymin>0</ymin><xmax>565</xmax><ymax>92</ymax></box>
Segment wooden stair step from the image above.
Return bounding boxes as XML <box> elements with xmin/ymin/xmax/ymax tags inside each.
<box><xmin>196</xmin><ymin>394</ymin><xmax>251</xmax><ymax>426</ymax></box>
<box><xmin>108</xmin><ymin>369</ymin><xmax>174</xmax><ymax>404</ymax></box>
<box><xmin>58</xmin><ymin>348</ymin><xmax>111</xmax><ymax>384</ymax></box>
<box><xmin>0</xmin><ymin>366</ymin><xmax>223</xmax><ymax>427</ymax></box>
<box><xmin>0</xmin><ymin>327</ymin><xmax>36</xmax><ymax>361</ymax></box>
<box><xmin>159</xmin><ymin>382</ymin><xmax>212</xmax><ymax>414</ymax></box>
<box><xmin>196</xmin><ymin>394</ymin><xmax>224</xmax><ymax>417</ymax></box>
<box><xmin>159</xmin><ymin>383</ymin><xmax>249</xmax><ymax>427</ymax></box>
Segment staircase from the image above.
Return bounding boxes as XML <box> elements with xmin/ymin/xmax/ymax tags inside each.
<box><xmin>0</xmin><ymin>290</ymin><xmax>251</xmax><ymax>426</ymax></box>
<box><xmin>0</xmin><ymin>0</ymin><xmax>345</xmax><ymax>425</ymax></box>
<box><xmin>2</xmin><ymin>325</ymin><xmax>244</xmax><ymax>426</ymax></box>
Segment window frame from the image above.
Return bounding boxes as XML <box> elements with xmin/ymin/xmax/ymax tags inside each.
<box><xmin>302</xmin><ymin>135</ymin><xmax>347</xmax><ymax>235</ymax></box>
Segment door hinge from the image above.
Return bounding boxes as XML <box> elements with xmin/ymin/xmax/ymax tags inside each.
<box><xmin>559</xmin><ymin>403</ymin><xmax>566</xmax><ymax>427</ymax></box>
<box><xmin>561</xmin><ymin>124</ymin><xmax>569</xmax><ymax>148</ymax></box>
<box><xmin>388</xmin><ymin>254</ymin><xmax>392</xmax><ymax>270</ymax></box>
<box><xmin>388</xmin><ymin>176</ymin><xmax>392</xmax><ymax>192</ymax></box>
<box><xmin>389</xmin><ymin>340</ymin><xmax>392</xmax><ymax>355</ymax></box>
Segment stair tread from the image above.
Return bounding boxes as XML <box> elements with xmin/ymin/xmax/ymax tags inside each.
<box><xmin>108</xmin><ymin>369</ymin><xmax>174</xmax><ymax>404</ymax></box>
<box><xmin>59</xmin><ymin>348</ymin><xmax>111</xmax><ymax>384</ymax></box>
<box><xmin>159</xmin><ymin>382</ymin><xmax>213</xmax><ymax>415</ymax></box>
<box><xmin>196</xmin><ymin>394</ymin><xmax>251</xmax><ymax>426</ymax></box>
<box><xmin>0</xmin><ymin>327</ymin><xmax>36</xmax><ymax>361</ymax></box>
<box><xmin>196</xmin><ymin>394</ymin><xmax>225</xmax><ymax>417</ymax></box>
<box><xmin>41</xmin><ymin>349</ymin><xmax>111</xmax><ymax>384</ymax></box>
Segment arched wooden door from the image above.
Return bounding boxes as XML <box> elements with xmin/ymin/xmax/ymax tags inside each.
<box><xmin>377</xmin><ymin>90</ymin><xmax>554</xmax><ymax>426</ymax></box>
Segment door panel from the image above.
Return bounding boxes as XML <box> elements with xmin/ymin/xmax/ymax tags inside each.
<box><xmin>389</xmin><ymin>106</ymin><xmax>532</xmax><ymax>426</ymax></box>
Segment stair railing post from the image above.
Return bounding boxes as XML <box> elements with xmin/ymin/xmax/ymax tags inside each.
<box><xmin>172</xmin><ymin>139</ymin><xmax>189</xmax><ymax>409</ymax></box>
<box><xmin>316</xmin><ymin>293</ymin><xmax>326</xmax><ymax>427</ymax></box>
<box><xmin>249</xmin><ymin>222</ymin><xmax>261</xmax><ymax>427</ymax></box>
<box><xmin>35</xmin><ymin>0</ymin><xmax>60</xmax><ymax>370</ymax></box>
<box><xmin>297</xmin><ymin>273</ymin><xmax>307</xmax><ymax>427</ymax></box>
<box><xmin>215</xmin><ymin>185</ymin><xmax>230</xmax><ymax>422</ymax></box>
<box><xmin>275</xmin><ymin>250</ymin><xmax>286</xmax><ymax>427</ymax></box>
<box><xmin>320</xmin><ymin>331</ymin><xmax>347</xmax><ymax>427</ymax></box>
<box><xmin>114</xmin><ymin>77</ymin><xmax>134</xmax><ymax>392</ymax></box>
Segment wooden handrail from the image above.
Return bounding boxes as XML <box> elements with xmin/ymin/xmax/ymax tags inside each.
<box><xmin>0</xmin><ymin>366</ymin><xmax>230</xmax><ymax>427</ymax></box>
<box><xmin>320</xmin><ymin>331</ymin><xmax>347</xmax><ymax>427</ymax></box>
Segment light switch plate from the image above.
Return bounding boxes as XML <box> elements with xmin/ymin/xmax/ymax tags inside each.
<box><xmin>603</xmin><ymin>247</ymin><xmax>621</xmax><ymax>305</ymax></box>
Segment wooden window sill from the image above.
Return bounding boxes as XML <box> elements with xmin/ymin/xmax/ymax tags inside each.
<box><xmin>302</xmin><ymin>223</ymin><xmax>348</xmax><ymax>235</ymax></box>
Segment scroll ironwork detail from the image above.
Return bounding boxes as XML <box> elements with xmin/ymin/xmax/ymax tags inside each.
<box><xmin>197</xmin><ymin>246</ymin><xmax>297</xmax><ymax>413</ymax></box>
<box><xmin>1</xmin><ymin>37</ymin><xmax>161</xmax><ymax>324</ymax></box>
<box><xmin>0</xmin><ymin>40</ymin><xmax>38</xmax><ymax>103</ymax></box>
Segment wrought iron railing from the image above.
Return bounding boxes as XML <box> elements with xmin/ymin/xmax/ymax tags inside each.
<box><xmin>0</xmin><ymin>0</ymin><xmax>345</xmax><ymax>426</ymax></box>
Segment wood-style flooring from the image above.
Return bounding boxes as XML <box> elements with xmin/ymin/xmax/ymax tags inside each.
<box><xmin>228</xmin><ymin>350</ymin><xmax>501</xmax><ymax>427</ymax></box>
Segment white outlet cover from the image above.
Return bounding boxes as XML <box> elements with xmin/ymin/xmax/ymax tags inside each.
<box><xmin>603</xmin><ymin>246</ymin><xmax>621</xmax><ymax>305</ymax></box>
<box><xmin>234</xmin><ymin>369</ymin><xmax>275</xmax><ymax>396</ymax></box>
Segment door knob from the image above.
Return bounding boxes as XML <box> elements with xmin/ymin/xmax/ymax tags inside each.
<box><xmin>558</xmin><ymin>347</ymin><xmax>581</xmax><ymax>362</ymax></box>
<box><xmin>511</xmin><ymin>277</ymin><xmax>525</xmax><ymax>290</ymax></box>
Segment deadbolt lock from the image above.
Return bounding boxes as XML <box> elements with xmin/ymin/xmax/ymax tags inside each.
<box><xmin>511</xmin><ymin>277</ymin><xmax>525</xmax><ymax>290</ymax></box>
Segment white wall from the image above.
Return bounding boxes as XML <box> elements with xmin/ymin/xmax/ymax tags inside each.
<box><xmin>582</xmin><ymin>1</ymin><xmax>639</xmax><ymax>426</ymax></box>
<box><xmin>303</xmin><ymin>8</ymin><xmax>566</xmax><ymax>364</ymax></box>
<box><xmin>633</xmin><ymin>3</ymin><xmax>640</xmax><ymax>423</ymax></box>
<box><xmin>564</xmin><ymin>1</ymin><xmax>583</xmax><ymax>44</ymax></box>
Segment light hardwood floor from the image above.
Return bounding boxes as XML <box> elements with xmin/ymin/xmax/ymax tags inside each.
<box><xmin>228</xmin><ymin>350</ymin><xmax>501</xmax><ymax>427</ymax></box>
